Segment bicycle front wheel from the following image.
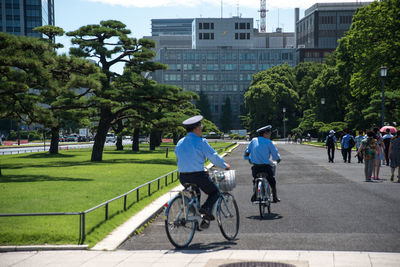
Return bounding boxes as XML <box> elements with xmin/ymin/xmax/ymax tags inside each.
<box><xmin>165</xmin><ymin>195</ymin><xmax>195</xmax><ymax>248</ymax></box>
<box><xmin>258</xmin><ymin>180</ymin><xmax>266</xmax><ymax>218</ymax></box>
<box><xmin>217</xmin><ymin>192</ymin><xmax>239</xmax><ymax>240</ymax></box>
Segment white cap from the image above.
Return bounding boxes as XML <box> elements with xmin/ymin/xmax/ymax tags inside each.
<box><xmin>182</xmin><ymin>115</ymin><xmax>203</xmax><ymax>126</ymax></box>
<box><xmin>329</xmin><ymin>130</ymin><xmax>335</xmax><ymax>134</ymax></box>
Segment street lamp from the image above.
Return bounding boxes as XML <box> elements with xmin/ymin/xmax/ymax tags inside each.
<box><xmin>321</xmin><ymin>98</ymin><xmax>325</xmax><ymax>122</ymax></box>
<box><xmin>380</xmin><ymin>66</ymin><xmax>387</xmax><ymax>127</ymax></box>
<box><xmin>283</xmin><ymin>107</ymin><xmax>286</xmax><ymax>140</ymax></box>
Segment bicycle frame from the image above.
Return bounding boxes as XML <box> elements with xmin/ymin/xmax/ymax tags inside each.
<box><xmin>255</xmin><ymin>177</ymin><xmax>270</xmax><ymax>203</ymax></box>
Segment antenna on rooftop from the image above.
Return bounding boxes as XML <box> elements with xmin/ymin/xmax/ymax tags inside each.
<box><xmin>258</xmin><ymin>0</ymin><xmax>268</xmax><ymax>32</ymax></box>
<box><xmin>221</xmin><ymin>0</ymin><xmax>223</xmax><ymax>18</ymax></box>
<box><xmin>237</xmin><ymin>1</ymin><xmax>239</xmax><ymax>17</ymax></box>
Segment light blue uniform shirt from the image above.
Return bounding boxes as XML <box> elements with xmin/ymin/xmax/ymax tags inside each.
<box><xmin>175</xmin><ymin>132</ymin><xmax>227</xmax><ymax>172</ymax></box>
<box><xmin>244</xmin><ymin>137</ymin><xmax>280</xmax><ymax>164</ymax></box>
<box><xmin>341</xmin><ymin>134</ymin><xmax>353</xmax><ymax>149</ymax></box>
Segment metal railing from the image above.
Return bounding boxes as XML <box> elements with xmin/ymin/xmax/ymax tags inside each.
<box><xmin>0</xmin><ymin>170</ymin><xmax>178</xmax><ymax>244</ymax></box>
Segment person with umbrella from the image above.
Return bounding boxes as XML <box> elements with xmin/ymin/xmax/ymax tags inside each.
<box><xmin>389</xmin><ymin>129</ymin><xmax>400</xmax><ymax>182</ymax></box>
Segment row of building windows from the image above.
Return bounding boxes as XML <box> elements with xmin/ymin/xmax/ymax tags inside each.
<box><xmin>164</xmin><ymin>73</ymin><xmax>253</xmax><ymax>81</ymax></box>
<box><xmin>183</xmin><ymin>84</ymin><xmax>247</xmax><ymax>92</ymax></box>
<box><xmin>235</xmin><ymin>32</ymin><xmax>250</xmax><ymax>40</ymax></box>
<box><xmin>199</xmin><ymin>32</ymin><xmax>214</xmax><ymax>40</ymax></box>
<box><xmin>164</xmin><ymin>52</ymin><xmax>294</xmax><ymax>61</ymax></box>
<box><xmin>167</xmin><ymin>63</ymin><xmax>289</xmax><ymax>72</ymax></box>
<box><xmin>199</xmin><ymin>22</ymin><xmax>214</xmax><ymax>30</ymax></box>
<box><xmin>235</xmin><ymin>22</ymin><xmax>251</xmax><ymax>29</ymax></box>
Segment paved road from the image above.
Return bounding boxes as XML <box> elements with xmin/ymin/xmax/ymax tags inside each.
<box><xmin>119</xmin><ymin>143</ymin><xmax>400</xmax><ymax>252</ymax></box>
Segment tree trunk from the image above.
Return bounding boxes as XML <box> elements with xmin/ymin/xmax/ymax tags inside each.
<box><xmin>132</xmin><ymin>128</ymin><xmax>139</xmax><ymax>151</ymax></box>
<box><xmin>91</xmin><ymin>109</ymin><xmax>112</xmax><ymax>161</ymax></box>
<box><xmin>115</xmin><ymin>120</ymin><xmax>123</xmax><ymax>151</ymax></box>
<box><xmin>173</xmin><ymin>132</ymin><xmax>179</xmax><ymax>145</ymax></box>
<box><xmin>116</xmin><ymin>135</ymin><xmax>123</xmax><ymax>150</ymax></box>
<box><xmin>49</xmin><ymin>126</ymin><xmax>60</xmax><ymax>154</ymax></box>
<box><xmin>149</xmin><ymin>131</ymin><xmax>157</xmax><ymax>150</ymax></box>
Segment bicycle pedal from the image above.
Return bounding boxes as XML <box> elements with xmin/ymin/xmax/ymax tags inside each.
<box><xmin>200</xmin><ymin>219</ymin><xmax>210</xmax><ymax>229</ymax></box>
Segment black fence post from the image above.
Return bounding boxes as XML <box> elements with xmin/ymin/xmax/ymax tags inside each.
<box><xmin>166</xmin><ymin>147</ymin><xmax>169</xmax><ymax>158</ymax></box>
<box><xmin>148</xmin><ymin>183</ymin><xmax>151</xmax><ymax>196</ymax></box>
<box><xmin>137</xmin><ymin>188</ymin><xmax>139</xmax><ymax>202</ymax></box>
<box><xmin>165</xmin><ymin>175</ymin><xmax>168</xmax><ymax>186</ymax></box>
<box><xmin>105</xmin><ymin>203</ymin><xmax>108</xmax><ymax>220</ymax></box>
<box><xmin>158</xmin><ymin>179</ymin><xmax>160</xmax><ymax>191</ymax></box>
<box><xmin>82</xmin><ymin>213</ymin><xmax>86</xmax><ymax>244</ymax></box>
<box><xmin>124</xmin><ymin>195</ymin><xmax>127</xmax><ymax>211</ymax></box>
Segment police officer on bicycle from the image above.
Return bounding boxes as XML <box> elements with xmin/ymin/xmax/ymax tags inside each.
<box><xmin>175</xmin><ymin>115</ymin><xmax>230</xmax><ymax>221</ymax></box>
<box><xmin>244</xmin><ymin>125</ymin><xmax>281</xmax><ymax>203</ymax></box>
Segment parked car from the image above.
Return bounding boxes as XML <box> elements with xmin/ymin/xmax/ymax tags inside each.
<box><xmin>59</xmin><ymin>136</ymin><xmax>66</xmax><ymax>142</ymax></box>
<box><xmin>78</xmin><ymin>136</ymin><xmax>88</xmax><ymax>142</ymax></box>
<box><xmin>65</xmin><ymin>134</ymin><xmax>79</xmax><ymax>142</ymax></box>
<box><xmin>105</xmin><ymin>133</ymin><xmax>116</xmax><ymax>143</ymax></box>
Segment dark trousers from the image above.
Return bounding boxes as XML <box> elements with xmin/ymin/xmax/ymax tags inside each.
<box><xmin>251</xmin><ymin>164</ymin><xmax>276</xmax><ymax>189</ymax></box>
<box><xmin>342</xmin><ymin>148</ymin><xmax>351</xmax><ymax>163</ymax></box>
<box><xmin>179</xmin><ymin>171</ymin><xmax>219</xmax><ymax>213</ymax></box>
<box><xmin>327</xmin><ymin>146</ymin><xmax>335</xmax><ymax>162</ymax></box>
<box><xmin>384</xmin><ymin>148</ymin><xmax>390</xmax><ymax>166</ymax></box>
<box><xmin>356</xmin><ymin>148</ymin><xmax>364</xmax><ymax>163</ymax></box>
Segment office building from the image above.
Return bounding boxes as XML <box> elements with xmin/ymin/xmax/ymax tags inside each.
<box><xmin>151</xmin><ymin>18</ymin><xmax>193</xmax><ymax>36</ymax></box>
<box><xmin>0</xmin><ymin>0</ymin><xmax>55</xmax><ymax>37</ymax></box>
<box><xmin>148</xmin><ymin>17</ymin><xmax>295</xmax><ymax>129</ymax></box>
<box><xmin>295</xmin><ymin>2</ymin><xmax>371</xmax><ymax>63</ymax></box>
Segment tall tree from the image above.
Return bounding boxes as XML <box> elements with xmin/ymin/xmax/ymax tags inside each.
<box><xmin>67</xmin><ymin>20</ymin><xmax>165</xmax><ymax>161</ymax></box>
<box><xmin>220</xmin><ymin>97</ymin><xmax>232</xmax><ymax>132</ymax></box>
<box><xmin>336</xmin><ymin>0</ymin><xmax>400</xmax><ymax>128</ymax></box>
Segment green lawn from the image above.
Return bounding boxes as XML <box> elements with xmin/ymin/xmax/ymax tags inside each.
<box><xmin>0</xmin><ymin>142</ymin><xmax>235</xmax><ymax>246</ymax></box>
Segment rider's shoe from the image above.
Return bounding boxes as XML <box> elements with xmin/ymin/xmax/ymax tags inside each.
<box><xmin>272</xmin><ymin>197</ymin><xmax>280</xmax><ymax>203</ymax></box>
<box><xmin>251</xmin><ymin>193</ymin><xmax>256</xmax><ymax>202</ymax></box>
<box><xmin>199</xmin><ymin>208</ymin><xmax>215</xmax><ymax>221</ymax></box>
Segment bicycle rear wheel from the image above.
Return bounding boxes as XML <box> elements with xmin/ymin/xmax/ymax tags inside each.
<box><xmin>258</xmin><ymin>180</ymin><xmax>266</xmax><ymax>218</ymax></box>
<box><xmin>217</xmin><ymin>192</ymin><xmax>239</xmax><ymax>240</ymax></box>
<box><xmin>165</xmin><ymin>195</ymin><xmax>195</xmax><ymax>248</ymax></box>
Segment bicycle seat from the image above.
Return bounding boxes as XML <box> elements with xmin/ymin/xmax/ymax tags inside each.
<box><xmin>256</xmin><ymin>172</ymin><xmax>268</xmax><ymax>178</ymax></box>
<box><xmin>183</xmin><ymin>183</ymin><xmax>199</xmax><ymax>191</ymax></box>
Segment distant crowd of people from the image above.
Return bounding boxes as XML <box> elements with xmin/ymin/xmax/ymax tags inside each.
<box><xmin>324</xmin><ymin>127</ymin><xmax>400</xmax><ymax>182</ymax></box>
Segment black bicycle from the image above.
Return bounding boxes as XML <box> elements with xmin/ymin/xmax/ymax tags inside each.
<box><xmin>253</xmin><ymin>173</ymin><xmax>272</xmax><ymax>218</ymax></box>
<box><xmin>164</xmin><ymin>170</ymin><xmax>239</xmax><ymax>248</ymax></box>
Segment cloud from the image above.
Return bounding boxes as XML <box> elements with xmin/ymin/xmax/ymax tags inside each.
<box><xmin>86</xmin><ymin>0</ymin><xmax>364</xmax><ymax>9</ymax></box>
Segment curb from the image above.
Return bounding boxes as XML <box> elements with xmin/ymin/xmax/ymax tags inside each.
<box><xmin>0</xmin><ymin>245</ymin><xmax>88</xmax><ymax>252</ymax></box>
<box><xmin>92</xmin><ymin>142</ymin><xmax>239</xmax><ymax>251</ymax></box>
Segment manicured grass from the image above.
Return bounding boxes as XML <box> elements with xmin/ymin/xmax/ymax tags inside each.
<box><xmin>0</xmin><ymin>142</ymin><xmax>235</xmax><ymax>247</ymax></box>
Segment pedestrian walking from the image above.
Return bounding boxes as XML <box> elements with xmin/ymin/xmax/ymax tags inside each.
<box><xmin>389</xmin><ymin>130</ymin><xmax>400</xmax><ymax>182</ymax></box>
<box><xmin>382</xmin><ymin>128</ymin><xmax>393</xmax><ymax>166</ymax></box>
<box><xmin>372</xmin><ymin>127</ymin><xmax>385</xmax><ymax>180</ymax></box>
<box><xmin>355</xmin><ymin>131</ymin><xmax>364</xmax><ymax>163</ymax></box>
<box><xmin>341</xmin><ymin>130</ymin><xmax>355</xmax><ymax>163</ymax></box>
<box><xmin>355</xmin><ymin>131</ymin><xmax>379</xmax><ymax>182</ymax></box>
<box><xmin>325</xmin><ymin>130</ymin><xmax>338</xmax><ymax>163</ymax></box>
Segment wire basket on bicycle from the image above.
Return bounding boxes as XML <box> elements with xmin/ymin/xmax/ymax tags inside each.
<box><xmin>209</xmin><ymin>170</ymin><xmax>236</xmax><ymax>191</ymax></box>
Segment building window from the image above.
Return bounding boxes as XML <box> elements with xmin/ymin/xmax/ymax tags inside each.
<box><xmin>247</xmin><ymin>23</ymin><xmax>250</xmax><ymax>29</ymax></box>
<box><xmin>235</xmin><ymin>33</ymin><xmax>238</xmax><ymax>39</ymax></box>
<box><xmin>240</xmin><ymin>33</ymin><xmax>246</xmax><ymax>39</ymax></box>
<box><xmin>203</xmin><ymin>33</ymin><xmax>210</xmax><ymax>39</ymax></box>
<box><xmin>211</xmin><ymin>33</ymin><xmax>214</xmax><ymax>39</ymax></box>
<box><xmin>204</xmin><ymin>23</ymin><xmax>210</xmax><ymax>29</ymax></box>
<box><xmin>211</xmin><ymin>23</ymin><xmax>214</xmax><ymax>29</ymax></box>
<box><xmin>199</xmin><ymin>23</ymin><xmax>202</xmax><ymax>29</ymax></box>
<box><xmin>235</xmin><ymin>23</ymin><xmax>238</xmax><ymax>29</ymax></box>
<box><xmin>247</xmin><ymin>33</ymin><xmax>250</xmax><ymax>39</ymax></box>
<box><xmin>240</xmin><ymin>23</ymin><xmax>245</xmax><ymax>29</ymax></box>
<box><xmin>199</xmin><ymin>33</ymin><xmax>202</xmax><ymax>39</ymax></box>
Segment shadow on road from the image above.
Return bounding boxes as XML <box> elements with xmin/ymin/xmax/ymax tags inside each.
<box><xmin>246</xmin><ymin>213</ymin><xmax>283</xmax><ymax>221</ymax></box>
<box><xmin>172</xmin><ymin>240</ymin><xmax>238</xmax><ymax>251</ymax></box>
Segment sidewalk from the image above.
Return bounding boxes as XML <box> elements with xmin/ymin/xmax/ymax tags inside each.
<box><xmin>1</xmin><ymin>249</ymin><xmax>400</xmax><ymax>266</ymax></box>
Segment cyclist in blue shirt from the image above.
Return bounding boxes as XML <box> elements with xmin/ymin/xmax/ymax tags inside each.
<box><xmin>244</xmin><ymin>125</ymin><xmax>281</xmax><ymax>203</ymax></box>
<box><xmin>175</xmin><ymin>115</ymin><xmax>230</xmax><ymax>221</ymax></box>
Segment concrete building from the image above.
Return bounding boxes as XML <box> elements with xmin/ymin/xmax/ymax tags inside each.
<box><xmin>147</xmin><ymin>17</ymin><xmax>295</xmax><ymax>129</ymax></box>
<box><xmin>295</xmin><ymin>2</ymin><xmax>371</xmax><ymax>63</ymax></box>
<box><xmin>0</xmin><ymin>0</ymin><xmax>55</xmax><ymax>37</ymax></box>
<box><xmin>151</xmin><ymin>18</ymin><xmax>193</xmax><ymax>36</ymax></box>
